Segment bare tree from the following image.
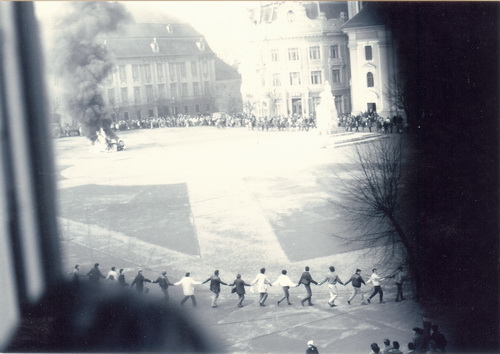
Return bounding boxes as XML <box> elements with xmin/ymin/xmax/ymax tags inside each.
<box><xmin>266</xmin><ymin>90</ymin><xmax>280</xmax><ymax>116</ymax></box>
<box><xmin>331</xmin><ymin>137</ymin><xmax>420</xmax><ymax>298</ymax></box>
<box><xmin>384</xmin><ymin>73</ymin><xmax>417</xmax><ymax>125</ymax></box>
<box><xmin>109</xmin><ymin>97</ymin><xmax>122</xmax><ymax>122</ymax></box>
<box><xmin>243</xmin><ymin>95</ymin><xmax>256</xmax><ymax>116</ymax></box>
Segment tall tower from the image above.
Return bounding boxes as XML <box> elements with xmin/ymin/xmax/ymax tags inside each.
<box><xmin>342</xmin><ymin>2</ymin><xmax>398</xmax><ymax>117</ymax></box>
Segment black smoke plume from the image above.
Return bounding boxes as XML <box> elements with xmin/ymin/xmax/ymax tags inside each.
<box><xmin>52</xmin><ymin>2</ymin><xmax>131</xmax><ymax>142</ymax></box>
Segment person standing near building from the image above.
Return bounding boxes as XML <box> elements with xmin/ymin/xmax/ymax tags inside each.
<box><xmin>228</xmin><ymin>274</ymin><xmax>251</xmax><ymax>308</ymax></box>
<box><xmin>175</xmin><ymin>272</ymin><xmax>202</xmax><ymax>307</ymax></box>
<box><xmin>87</xmin><ymin>263</ymin><xmax>105</xmax><ymax>285</ymax></box>
<box><xmin>298</xmin><ymin>266</ymin><xmax>318</xmax><ymax>306</ymax></box>
<box><xmin>202</xmin><ymin>270</ymin><xmax>228</xmax><ymax>308</ymax></box>
<box><xmin>318</xmin><ymin>266</ymin><xmax>345</xmax><ymax>307</ymax></box>
<box><xmin>367</xmin><ymin>268</ymin><xmax>385</xmax><ymax>303</ymax></box>
<box><xmin>130</xmin><ymin>270</ymin><xmax>152</xmax><ymax>294</ymax></box>
<box><xmin>273</xmin><ymin>270</ymin><xmax>296</xmax><ymax>305</ymax></box>
<box><xmin>152</xmin><ymin>271</ymin><xmax>174</xmax><ymax>303</ymax></box>
<box><xmin>251</xmin><ymin>268</ymin><xmax>273</xmax><ymax>307</ymax></box>
<box><xmin>106</xmin><ymin>266</ymin><xmax>118</xmax><ymax>281</ymax></box>
<box><xmin>344</xmin><ymin>268</ymin><xmax>367</xmax><ymax>305</ymax></box>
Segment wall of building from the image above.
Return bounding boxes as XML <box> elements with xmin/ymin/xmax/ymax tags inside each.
<box><xmin>343</xmin><ymin>26</ymin><xmax>396</xmax><ymax>118</ymax></box>
<box><xmin>240</xmin><ymin>1</ymin><xmax>350</xmax><ymax>118</ymax></box>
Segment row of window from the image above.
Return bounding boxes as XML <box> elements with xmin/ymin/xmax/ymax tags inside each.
<box><xmin>269</xmin><ymin>69</ymin><xmax>343</xmax><ymax>87</ymax></box>
<box><xmin>110</xmin><ymin>61</ymin><xmax>210</xmax><ymax>85</ymax></box>
<box><xmin>107</xmin><ymin>82</ymin><xmax>212</xmax><ymax>105</ymax></box>
<box><xmin>268</xmin><ymin>71</ymin><xmax>375</xmax><ymax>88</ymax></box>
<box><xmin>270</xmin><ymin>45</ymin><xmax>342</xmax><ymax>62</ymax></box>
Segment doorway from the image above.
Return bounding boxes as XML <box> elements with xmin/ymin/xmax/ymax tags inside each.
<box><xmin>292</xmin><ymin>98</ymin><xmax>302</xmax><ymax>115</ymax></box>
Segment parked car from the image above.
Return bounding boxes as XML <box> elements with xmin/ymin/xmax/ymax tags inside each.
<box><xmin>51</xmin><ymin>122</ymin><xmax>62</xmax><ymax>138</ymax></box>
<box><xmin>63</xmin><ymin>123</ymin><xmax>82</xmax><ymax>136</ymax></box>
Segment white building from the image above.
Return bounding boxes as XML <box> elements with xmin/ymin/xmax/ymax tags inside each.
<box><xmin>342</xmin><ymin>3</ymin><xmax>399</xmax><ymax>118</ymax></box>
<box><xmin>240</xmin><ymin>1</ymin><xmax>351</xmax><ymax>118</ymax></box>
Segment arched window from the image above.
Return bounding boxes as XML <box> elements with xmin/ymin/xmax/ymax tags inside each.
<box><xmin>367</xmin><ymin>72</ymin><xmax>374</xmax><ymax>87</ymax></box>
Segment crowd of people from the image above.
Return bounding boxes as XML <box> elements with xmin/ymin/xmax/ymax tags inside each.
<box><xmin>368</xmin><ymin>325</ymin><xmax>448</xmax><ymax>354</ymax></box>
<box><xmin>338</xmin><ymin>112</ymin><xmax>406</xmax><ymax>134</ymax></box>
<box><xmin>76</xmin><ymin>263</ymin><xmax>447</xmax><ymax>353</ymax></box>
<box><xmin>110</xmin><ymin>113</ymin><xmax>318</xmax><ymax>132</ymax></box>
<box><xmin>110</xmin><ymin>111</ymin><xmax>408</xmax><ymax>136</ymax></box>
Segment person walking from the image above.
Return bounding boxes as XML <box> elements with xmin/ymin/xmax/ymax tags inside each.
<box><xmin>118</xmin><ymin>268</ymin><xmax>128</xmax><ymax>287</ymax></box>
<box><xmin>87</xmin><ymin>263</ymin><xmax>105</xmax><ymax>285</ymax></box>
<box><xmin>306</xmin><ymin>340</ymin><xmax>319</xmax><ymax>353</ymax></box>
<box><xmin>106</xmin><ymin>266</ymin><xmax>118</xmax><ymax>281</ymax></box>
<box><xmin>152</xmin><ymin>271</ymin><xmax>174</xmax><ymax>303</ymax></box>
<box><xmin>388</xmin><ymin>266</ymin><xmax>406</xmax><ymax>302</ymax></box>
<box><xmin>273</xmin><ymin>270</ymin><xmax>295</xmax><ymax>305</ymax></box>
<box><xmin>71</xmin><ymin>264</ymin><xmax>81</xmax><ymax>284</ymax></box>
<box><xmin>344</xmin><ymin>268</ymin><xmax>367</xmax><ymax>305</ymax></box>
<box><xmin>298</xmin><ymin>266</ymin><xmax>318</xmax><ymax>306</ymax></box>
<box><xmin>130</xmin><ymin>270</ymin><xmax>152</xmax><ymax>293</ymax></box>
<box><xmin>202</xmin><ymin>270</ymin><xmax>228</xmax><ymax>308</ymax></box>
<box><xmin>251</xmin><ymin>268</ymin><xmax>273</xmax><ymax>306</ymax></box>
<box><xmin>367</xmin><ymin>268</ymin><xmax>385</xmax><ymax>303</ymax></box>
<box><xmin>228</xmin><ymin>274</ymin><xmax>251</xmax><ymax>308</ymax></box>
<box><xmin>318</xmin><ymin>266</ymin><xmax>345</xmax><ymax>307</ymax></box>
<box><xmin>175</xmin><ymin>272</ymin><xmax>202</xmax><ymax>307</ymax></box>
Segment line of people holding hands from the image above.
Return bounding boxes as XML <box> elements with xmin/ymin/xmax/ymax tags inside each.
<box><xmin>76</xmin><ymin>263</ymin><xmax>406</xmax><ymax>309</ymax></box>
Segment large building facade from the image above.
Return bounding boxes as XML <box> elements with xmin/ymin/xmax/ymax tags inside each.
<box><xmin>342</xmin><ymin>3</ymin><xmax>399</xmax><ymax>118</ymax></box>
<box><xmin>240</xmin><ymin>1</ymin><xmax>351</xmax><ymax>118</ymax></box>
<box><xmin>101</xmin><ymin>22</ymin><xmax>219</xmax><ymax>121</ymax></box>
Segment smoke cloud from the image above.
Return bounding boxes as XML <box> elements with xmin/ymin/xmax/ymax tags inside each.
<box><xmin>52</xmin><ymin>2</ymin><xmax>131</xmax><ymax>142</ymax></box>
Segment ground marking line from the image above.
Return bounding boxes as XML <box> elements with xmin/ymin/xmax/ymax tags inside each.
<box><xmin>225</xmin><ymin>305</ymin><xmax>373</xmax><ymax>346</ymax></box>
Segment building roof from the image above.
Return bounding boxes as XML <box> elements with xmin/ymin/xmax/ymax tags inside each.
<box><xmin>214</xmin><ymin>57</ymin><xmax>241</xmax><ymax>81</ymax></box>
<box><xmin>103</xmin><ymin>23</ymin><xmax>214</xmax><ymax>58</ymax></box>
<box><xmin>341</xmin><ymin>3</ymin><xmax>387</xmax><ymax>30</ymax></box>
<box><xmin>116</xmin><ymin>23</ymin><xmax>202</xmax><ymax>38</ymax></box>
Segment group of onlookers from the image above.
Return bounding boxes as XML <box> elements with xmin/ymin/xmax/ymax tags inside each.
<box><xmin>338</xmin><ymin>112</ymin><xmax>406</xmax><ymax>134</ymax></box>
<box><xmin>368</xmin><ymin>325</ymin><xmax>448</xmax><ymax>353</ymax></box>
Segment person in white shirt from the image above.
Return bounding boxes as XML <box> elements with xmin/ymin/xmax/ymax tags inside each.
<box><xmin>106</xmin><ymin>266</ymin><xmax>118</xmax><ymax>281</ymax></box>
<box><xmin>251</xmin><ymin>268</ymin><xmax>273</xmax><ymax>307</ymax></box>
<box><xmin>367</xmin><ymin>268</ymin><xmax>385</xmax><ymax>303</ymax></box>
<box><xmin>273</xmin><ymin>270</ymin><xmax>296</xmax><ymax>305</ymax></box>
<box><xmin>175</xmin><ymin>272</ymin><xmax>202</xmax><ymax>307</ymax></box>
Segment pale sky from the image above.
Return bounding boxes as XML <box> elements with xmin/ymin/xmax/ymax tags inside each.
<box><xmin>36</xmin><ymin>1</ymin><xmax>256</xmax><ymax>64</ymax></box>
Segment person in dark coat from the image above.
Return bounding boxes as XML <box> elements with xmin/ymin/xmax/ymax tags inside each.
<box><xmin>118</xmin><ymin>269</ymin><xmax>128</xmax><ymax>287</ymax></box>
<box><xmin>202</xmin><ymin>270</ymin><xmax>228</xmax><ymax>308</ymax></box>
<box><xmin>71</xmin><ymin>264</ymin><xmax>81</xmax><ymax>284</ymax></box>
<box><xmin>306</xmin><ymin>340</ymin><xmax>319</xmax><ymax>353</ymax></box>
<box><xmin>152</xmin><ymin>271</ymin><xmax>174</xmax><ymax>303</ymax></box>
<box><xmin>297</xmin><ymin>266</ymin><xmax>318</xmax><ymax>306</ymax></box>
<box><xmin>228</xmin><ymin>274</ymin><xmax>251</xmax><ymax>308</ymax></box>
<box><xmin>130</xmin><ymin>270</ymin><xmax>151</xmax><ymax>293</ymax></box>
<box><xmin>87</xmin><ymin>263</ymin><xmax>105</xmax><ymax>285</ymax></box>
